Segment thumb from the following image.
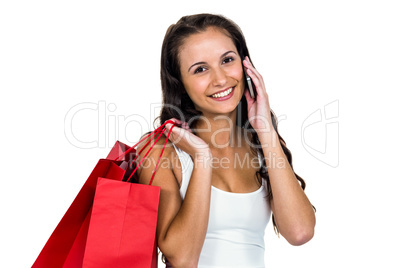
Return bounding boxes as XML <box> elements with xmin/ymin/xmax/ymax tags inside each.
<box><xmin>163</xmin><ymin>123</ymin><xmax>174</xmax><ymax>137</ymax></box>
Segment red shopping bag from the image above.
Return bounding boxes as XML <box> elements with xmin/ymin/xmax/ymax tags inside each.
<box><xmin>82</xmin><ymin>179</ymin><xmax>160</xmax><ymax>267</ymax></box>
<box><xmin>82</xmin><ymin>124</ymin><xmax>174</xmax><ymax>268</ymax></box>
<box><xmin>32</xmin><ymin>120</ymin><xmax>175</xmax><ymax>268</ymax></box>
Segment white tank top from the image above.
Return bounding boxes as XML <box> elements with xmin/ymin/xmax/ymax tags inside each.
<box><xmin>172</xmin><ymin>144</ymin><xmax>271</xmax><ymax>268</ymax></box>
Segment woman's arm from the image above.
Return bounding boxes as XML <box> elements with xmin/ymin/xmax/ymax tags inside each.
<box><xmin>260</xmin><ymin>133</ymin><xmax>316</xmax><ymax>245</ymax></box>
<box><xmin>137</xmin><ymin>124</ymin><xmax>212</xmax><ymax>267</ymax></box>
<box><xmin>243</xmin><ymin>57</ymin><xmax>315</xmax><ymax>245</ymax></box>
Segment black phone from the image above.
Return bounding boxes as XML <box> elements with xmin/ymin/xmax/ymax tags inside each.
<box><xmin>243</xmin><ymin>67</ymin><xmax>256</xmax><ymax>99</ymax></box>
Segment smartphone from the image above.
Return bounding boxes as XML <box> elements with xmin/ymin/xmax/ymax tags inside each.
<box><xmin>243</xmin><ymin>67</ymin><xmax>256</xmax><ymax>99</ymax></box>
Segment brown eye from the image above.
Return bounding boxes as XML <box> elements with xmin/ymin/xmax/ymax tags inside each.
<box><xmin>222</xmin><ymin>57</ymin><xmax>234</xmax><ymax>64</ymax></box>
<box><xmin>194</xmin><ymin>66</ymin><xmax>207</xmax><ymax>74</ymax></box>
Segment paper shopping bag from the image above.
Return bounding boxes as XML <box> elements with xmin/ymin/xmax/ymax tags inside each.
<box><xmin>32</xmin><ymin>141</ymin><xmax>135</xmax><ymax>268</ymax></box>
<box><xmin>82</xmin><ymin>125</ymin><xmax>175</xmax><ymax>267</ymax></box>
<box><xmin>32</xmin><ymin>120</ymin><xmax>175</xmax><ymax>268</ymax></box>
<box><xmin>82</xmin><ymin>178</ymin><xmax>160</xmax><ymax>268</ymax></box>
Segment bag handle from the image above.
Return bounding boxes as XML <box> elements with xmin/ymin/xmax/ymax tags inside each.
<box><xmin>149</xmin><ymin>125</ymin><xmax>174</xmax><ymax>185</ymax></box>
<box><xmin>114</xmin><ymin>120</ymin><xmax>176</xmax><ymax>185</ymax></box>
<box><xmin>114</xmin><ymin>119</ymin><xmax>175</xmax><ymax>162</ymax></box>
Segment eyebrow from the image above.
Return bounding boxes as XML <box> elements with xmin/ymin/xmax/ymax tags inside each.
<box><xmin>187</xmin><ymin>50</ymin><xmax>237</xmax><ymax>72</ymax></box>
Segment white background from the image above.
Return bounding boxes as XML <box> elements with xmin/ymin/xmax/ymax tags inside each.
<box><xmin>1</xmin><ymin>0</ymin><xmax>401</xmax><ymax>267</ymax></box>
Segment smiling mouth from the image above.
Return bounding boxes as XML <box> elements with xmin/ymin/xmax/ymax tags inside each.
<box><xmin>210</xmin><ymin>87</ymin><xmax>234</xmax><ymax>98</ymax></box>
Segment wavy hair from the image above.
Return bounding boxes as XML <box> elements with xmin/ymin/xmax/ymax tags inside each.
<box><xmin>158</xmin><ymin>13</ymin><xmax>311</xmax><ymax>234</ymax></box>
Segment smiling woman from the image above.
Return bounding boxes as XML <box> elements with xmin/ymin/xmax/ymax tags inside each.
<box><xmin>136</xmin><ymin>13</ymin><xmax>316</xmax><ymax>268</ymax></box>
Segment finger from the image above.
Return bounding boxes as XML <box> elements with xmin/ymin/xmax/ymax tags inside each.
<box><xmin>167</xmin><ymin>118</ymin><xmax>191</xmax><ymax>132</ymax></box>
<box><xmin>243</xmin><ymin>59</ymin><xmax>260</xmax><ymax>85</ymax></box>
<box><xmin>164</xmin><ymin>122</ymin><xmax>173</xmax><ymax>130</ymax></box>
<box><xmin>245</xmin><ymin>57</ymin><xmax>265</xmax><ymax>88</ymax></box>
<box><xmin>164</xmin><ymin>122</ymin><xmax>179</xmax><ymax>136</ymax></box>
<box><xmin>244</xmin><ymin>57</ymin><xmax>266</xmax><ymax>90</ymax></box>
<box><xmin>181</xmin><ymin>121</ymin><xmax>190</xmax><ymax>130</ymax></box>
<box><xmin>163</xmin><ymin>123</ymin><xmax>173</xmax><ymax>137</ymax></box>
<box><xmin>164</xmin><ymin>123</ymin><xmax>185</xmax><ymax>144</ymax></box>
<box><xmin>246</xmin><ymin>68</ymin><xmax>265</xmax><ymax>96</ymax></box>
<box><xmin>165</xmin><ymin>118</ymin><xmax>183</xmax><ymax>127</ymax></box>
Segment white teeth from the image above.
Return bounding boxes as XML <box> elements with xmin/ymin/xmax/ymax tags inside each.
<box><xmin>211</xmin><ymin>87</ymin><xmax>233</xmax><ymax>98</ymax></box>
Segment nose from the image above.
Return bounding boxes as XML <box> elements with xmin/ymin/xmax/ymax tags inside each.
<box><xmin>211</xmin><ymin>67</ymin><xmax>227</xmax><ymax>87</ymax></box>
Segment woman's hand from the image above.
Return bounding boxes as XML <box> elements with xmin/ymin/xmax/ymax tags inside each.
<box><xmin>243</xmin><ymin>57</ymin><xmax>276</xmax><ymax>136</ymax></box>
<box><xmin>164</xmin><ymin>118</ymin><xmax>211</xmax><ymax>159</ymax></box>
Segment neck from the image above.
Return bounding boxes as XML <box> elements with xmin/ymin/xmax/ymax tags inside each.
<box><xmin>193</xmin><ymin>110</ymin><xmax>241</xmax><ymax>149</ymax></box>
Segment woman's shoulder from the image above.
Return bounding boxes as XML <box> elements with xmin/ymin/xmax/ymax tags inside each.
<box><xmin>136</xmin><ymin>132</ymin><xmax>172</xmax><ymax>153</ymax></box>
<box><xmin>135</xmin><ymin>133</ymin><xmax>182</xmax><ymax>186</ymax></box>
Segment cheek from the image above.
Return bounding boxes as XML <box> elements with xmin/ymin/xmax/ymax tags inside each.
<box><xmin>229</xmin><ymin>62</ymin><xmax>244</xmax><ymax>81</ymax></box>
<box><xmin>233</xmin><ymin>65</ymin><xmax>245</xmax><ymax>91</ymax></box>
<box><xmin>182</xmin><ymin>79</ymin><xmax>207</xmax><ymax>108</ymax></box>
<box><xmin>183</xmin><ymin>76</ymin><xmax>209</xmax><ymax>96</ymax></box>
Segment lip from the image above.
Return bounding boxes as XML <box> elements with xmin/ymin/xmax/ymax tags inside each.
<box><xmin>208</xmin><ymin>87</ymin><xmax>235</xmax><ymax>101</ymax></box>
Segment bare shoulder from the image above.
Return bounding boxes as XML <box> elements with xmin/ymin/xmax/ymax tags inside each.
<box><xmin>136</xmin><ymin>134</ymin><xmax>182</xmax><ymax>188</ymax></box>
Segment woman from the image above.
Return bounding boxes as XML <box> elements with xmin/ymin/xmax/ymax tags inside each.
<box><xmin>137</xmin><ymin>13</ymin><xmax>316</xmax><ymax>268</ymax></box>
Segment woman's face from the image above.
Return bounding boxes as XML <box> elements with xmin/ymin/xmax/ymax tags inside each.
<box><xmin>178</xmin><ymin>27</ymin><xmax>245</xmax><ymax>117</ymax></box>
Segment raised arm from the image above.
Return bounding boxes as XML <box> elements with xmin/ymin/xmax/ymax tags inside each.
<box><xmin>243</xmin><ymin>57</ymin><xmax>316</xmax><ymax>245</ymax></box>
<box><xmin>260</xmin><ymin>134</ymin><xmax>316</xmax><ymax>245</ymax></box>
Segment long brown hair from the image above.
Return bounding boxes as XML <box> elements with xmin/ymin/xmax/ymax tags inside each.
<box><xmin>159</xmin><ymin>13</ymin><xmax>311</xmax><ymax>234</ymax></box>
